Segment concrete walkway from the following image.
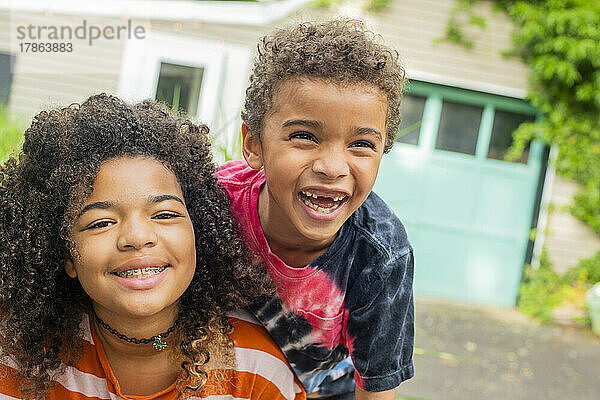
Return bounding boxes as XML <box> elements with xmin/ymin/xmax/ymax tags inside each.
<box><xmin>396</xmin><ymin>296</ymin><xmax>600</xmax><ymax>400</ymax></box>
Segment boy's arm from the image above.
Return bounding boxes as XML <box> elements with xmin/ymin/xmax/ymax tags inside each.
<box><xmin>346</xmin><ymin>247</ymin><xmax>415</xmax><ymax>392</ymax></box>
<box><xmin>356</xmin><ymin>387</ymin><xmax>396</xmax><ymax>400</ymax></box>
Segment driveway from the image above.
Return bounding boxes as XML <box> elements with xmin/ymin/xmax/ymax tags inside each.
<box><xmin>396</xmin><ymin>296</ymin><xmax>600</xmax><ymax>400</ymax></box>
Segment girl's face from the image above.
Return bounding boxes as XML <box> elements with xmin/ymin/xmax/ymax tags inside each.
<box><xmin>65</xmin><ymin>156</ymin><xmax>196</xmax><ymax>321</ymax></box>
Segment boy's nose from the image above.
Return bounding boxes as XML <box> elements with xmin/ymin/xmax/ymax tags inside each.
<box><xmin>312</xmin><ymin>152</ymin><xmax>349</xmax><ymax>179</ymax></box>
<box><xmin>117</xmin><ymin>217</ymin><xmax>157</xmax><ymax>250</ymax></box>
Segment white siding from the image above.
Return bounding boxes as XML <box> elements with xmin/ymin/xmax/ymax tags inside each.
<box><xmin>0</xmin><ymin>10</ymin><xmax>279</xmax><ymax>155</ymax></box>
<box><xmin>545</xmin><ymin>176</ymin><xmax>600</xmax><ymax>274</ymax></box>
<box><xmin>2</xmin><ymin>11</ymin><xmax>124</xmax><ymax>118</ymax></box>
<box><xmin>304</xmin><ymin>0</ymin><xmax>530</xmax><ymax>97</ymax></box>
<box><xmin>373</xmin><ymin>0</ymin><xmax>529</xmax><ymax>97</ymax></box>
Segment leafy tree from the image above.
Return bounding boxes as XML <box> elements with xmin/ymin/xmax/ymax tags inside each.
<box><xmin>505</xmin><ymin>0</ymin><xmax>600</xmax><ymax>235</ymax></box>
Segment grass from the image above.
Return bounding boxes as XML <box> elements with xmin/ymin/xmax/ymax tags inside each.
<box><xmin>0</xmin><ymin>104</ymin><xmax>25</xmax><ymax>164</ymax></box>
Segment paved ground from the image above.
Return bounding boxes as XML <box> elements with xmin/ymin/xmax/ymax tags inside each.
<box><xmin>395</xmin><ymin>296</ymin><xmax>600</xmax><ymax>400</ymax></box>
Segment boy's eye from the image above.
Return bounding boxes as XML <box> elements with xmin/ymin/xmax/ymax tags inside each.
<box><xmin>153</xmin><ymin>212</ymin><xmax>182</xmax><ymax>220</ymax></box>
<box><xmin>289</xmin><ymin>132</ymin><xmax>317</xmax><ymax>142</ymax></box>
<box><xmin>83</xmin><ymin>220</ymin><xmax>114</xmax><ymax>230</ymax></box>
<box><xmin>350</xmin><ymin>140</ymin><xmax>376</xmax><ymax>149</ymax></box>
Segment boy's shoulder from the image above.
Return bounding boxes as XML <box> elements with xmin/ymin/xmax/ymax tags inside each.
<box><xmin>349</xmin><ymin>192</ymin><xmax>412</xmax><ymax>258</ymax></box>
<box><xmin>216</xmin><ymin>160</ymin><xmax>263</xmax><ymax>186</ymax></box>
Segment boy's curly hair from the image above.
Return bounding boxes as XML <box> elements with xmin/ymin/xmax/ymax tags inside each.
<box><xmin>242</xmin><ymin>19</ymin><xmax>406</xmax><ymax>153</ymax></box>
<box><xmin>0</xmin><ymin>94</ymin><xmax>273</xmax><ymax>398</ymax></box>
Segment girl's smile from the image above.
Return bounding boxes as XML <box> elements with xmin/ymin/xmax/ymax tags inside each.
<box><xmin>65</xmin><ymin>156</ymin><xmax>196</xmax><ymax>324</ymax></box>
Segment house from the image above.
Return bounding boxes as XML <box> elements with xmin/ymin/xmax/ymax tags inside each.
<box><xmin>0</xmin><ymin>0</ymin><xmax>314</xmax><ymax>158</ymax></box>
<box><xmin>1</xmin><ymin>0</ymin><xmax>596</xmax><ymax>307</ymax></box>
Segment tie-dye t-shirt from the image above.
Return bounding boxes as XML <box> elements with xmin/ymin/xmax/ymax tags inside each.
<box><xmin>216</xmin><ymin>160</ymin><xmax>414</xmax><ymax>394</ymax></box>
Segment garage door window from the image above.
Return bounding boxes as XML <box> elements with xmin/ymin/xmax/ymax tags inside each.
<box><xmin>435</xmin><ymin>100</ymin><xmax>483</xmax><ymax>155</ymax></box>
<box><xmin>487</xmin><ymin>109</ymin><xmax>534</xmax><ymax>164</ymax></box>
<box><xmin>396</xmin><ymin>94</ymin><xmax>426</xmax><ymax>145</ymax></box>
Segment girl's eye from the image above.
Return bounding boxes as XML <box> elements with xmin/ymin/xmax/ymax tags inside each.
<box><xmin>153</xmin><ymin>212</ymin><xmax>182</xmax><ymax>220</ymax></box>
<box><xmin>290</xmin><ymin>132</ymin><xmax>317</xmax><ymax>142</ymax></box>
<box><xmin>84</xmin><ymin>220</ymin><xmax>114</xmax><ymax>230</ymax></box>
<box><xmin>350</xmin><ymin>140</ymin><xmax>376</xmax><ymax>149</ymax></box>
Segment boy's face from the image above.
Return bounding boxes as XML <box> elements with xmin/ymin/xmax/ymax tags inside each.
<box><xmin>244</xmin><ymin>77</ymin><xmax>388</xmax><ymax>247</ymax></box>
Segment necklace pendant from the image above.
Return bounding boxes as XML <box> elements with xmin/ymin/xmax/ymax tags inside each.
<box><xmin>153</xmin><ymin>335</ymin><xmax>168</xmax><ymax>351</ymax></box>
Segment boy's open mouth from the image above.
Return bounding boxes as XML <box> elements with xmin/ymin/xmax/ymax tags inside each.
<box><xmin>111</xmin><ymin>266</ymin><xmax>168</xmax><ymax>279</ymax></box>
<box><xmin>299</xmin><ymin>190</ymin><xmax>349</xmax><ymax>214</ymax></box>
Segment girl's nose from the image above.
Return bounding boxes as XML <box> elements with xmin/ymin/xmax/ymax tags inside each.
<box><xmin>117</xmin><ymin>217</ymin><xmax>157</xmax><ymax>250</ymax></box>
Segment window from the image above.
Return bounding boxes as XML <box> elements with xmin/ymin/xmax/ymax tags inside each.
<box><xmin>435</xmin><ymin>100</ymin><xmax>483</xmax><ymax>155</ymax></box>
<box><xmin>487</xmin><ymin>110</ymin><xmax>534</xmax><ymax>164</ymax></box>
<box><xmin>0</xmin><ymin>52</ymin><xmax>15</xmax><ymax>104</ymax></box>
<box><xmin>396</xmin><ymin>94</ymin><xmax>425</xmax><ymax>145</ymax></box>
<box><xmin>155</xmin><ymin>63</ymin><xmax>204</xmax><ymax>118</ymax></box>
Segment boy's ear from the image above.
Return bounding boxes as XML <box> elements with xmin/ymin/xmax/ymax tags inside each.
<box><xmin>64</xmin><ymin>257</ymin><xmax>77</xmax><ymax>278</ymax></box>
<box><xmin>241</xmin><ymin>123</ymin><xmax>263</xmax><ymax>170</ymax></box>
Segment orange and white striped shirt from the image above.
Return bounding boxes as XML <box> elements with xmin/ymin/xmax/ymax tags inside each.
<box><xmin>0</xmin><ymin>311</ymin><xmax>305</xmax><ymax>400</ymax></box>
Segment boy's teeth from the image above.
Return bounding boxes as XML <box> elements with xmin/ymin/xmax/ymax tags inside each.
<box><xmin>301</xmin><ymin>191</ymin><xmax>346</xmax><ymax>202</ymax></box>
<box><xmin>115</xmin><ymin>266</ymin><xmax>166</xmax><ymax>278</ymax></box>
<box><xmin>301</xmin><ymin>197</ymin><xmax>338</xmax><ymax>214</ymax></box>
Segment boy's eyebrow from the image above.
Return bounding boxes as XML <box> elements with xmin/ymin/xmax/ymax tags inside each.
<box><xmin>77</xmin><ymin>195</ymin><xmax>185</xmax><ymax>217</ymax></box>
<box><xmin>282</xmin><ymin>119</ymin><xmax>322</xmax><ymax>129</ymax></box>
<box><xmin>356</xmin><ymin>127</ymin><xmax>384</xmax><ymax>141</ymax></box>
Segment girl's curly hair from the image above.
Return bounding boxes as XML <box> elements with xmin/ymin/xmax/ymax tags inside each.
<box><xmin>0</xmin><ymin>94</ymin><xmax>273</xmax><ymax>398</ymax></box>
<box><xmin>242</xmin><ymin>19</ymin><xmax>406</xmax><ymax>153</ymax></box>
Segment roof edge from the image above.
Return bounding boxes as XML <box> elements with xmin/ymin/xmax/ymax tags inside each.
<box><xmin>3</xmin><ymin>0</ymin><xmax>313</xmax><ymax>26</ymax></box>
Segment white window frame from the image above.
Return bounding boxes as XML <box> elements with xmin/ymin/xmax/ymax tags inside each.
<box><xmin>118</xmin><ymin>32</ymin><xmax>225</xmax><ymax>127</ymax></box>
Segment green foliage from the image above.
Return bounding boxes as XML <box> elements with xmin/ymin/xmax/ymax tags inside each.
<box><xmin>364</xmin><ymin>0</ymin><xmax>392</xmax><ymax>13</ymax></box>
<box><xmin>563</xmin><ymin>251</ymin><xmax>600</xmax><ymax>285</ymax></box>
<box><xmin>309</xmin><ymin>0</ymin><xmax>342</xmax><ymax>9</ymax></box>
<box><xmin>506</xmin><ymin>0</ymin><xmax>600</xmax><ymax>237</ymax></box>
<box><xmin>211</xmin><ymin>125</ymin><xmax>243</xmax><ymax>163</ymax></box>
<box><xmin>436</xmin><ymin>0</ymin><xmax>491</xmax><ymax>48</ymax></box>
<box><xmin>518</xmin><ymin>250</ymin><xmax>565</xmax><ymax>322</ymax></box>
<box><xmin>519</xmin><ymin>248</ymin><xmax>598</xmax><ymax>324</ymax></box>
<box><xmin>0</xmin><ymin>105</ymin><xmax>25</xmax><ymax>164</ymax></box>
<box><xmin>309</xmin><ymin>0</ymin><xmax>392</xmax><ymax>12</ymax></box>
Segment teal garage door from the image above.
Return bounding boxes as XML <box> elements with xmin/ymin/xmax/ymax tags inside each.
<box><xmin>374</xmin><ymin>81</ymin><xmax>543</xmax><ymax>306</ymax></box>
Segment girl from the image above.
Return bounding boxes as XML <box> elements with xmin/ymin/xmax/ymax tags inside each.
<box><xmin>0</xmin><ymin>94</ymin><xmax>305</xmax><ymax>400</ymax></box>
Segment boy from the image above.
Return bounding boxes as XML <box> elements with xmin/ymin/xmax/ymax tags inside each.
<box><xmin>216</xmin><ymin>20</ymin><xmax>414</xmax><ymax>400</ymax></box>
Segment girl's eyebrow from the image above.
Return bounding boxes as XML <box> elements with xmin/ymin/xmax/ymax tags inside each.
<box><xmin>77</xmin><ymin>195</ymin><xmax>184</xmax><ymax>218</ymax></box>
<box><xmin>149</xmin><ymin>194</ymin><xmax>185</xmax><ymax>206</ymax></box>
<box><xmin>78</xmin><ymin>201</ymin><xmax>114</xmax><ymax>218</ymax></box>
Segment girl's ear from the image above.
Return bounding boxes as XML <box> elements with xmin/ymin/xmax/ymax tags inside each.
<box><xmin>241</xmin><ymin>123</ymin><xmax>263</xmax><ymax>170</ymax></box>
<box><xmin>64</xmin><ymin>257</ymin><xmax>77</xmax><ymax>278</ymax></box>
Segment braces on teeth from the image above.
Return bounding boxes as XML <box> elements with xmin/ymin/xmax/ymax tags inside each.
<box><xmin>115</xmin><ymin>266</ymin><xmax>167</xmax><ymax>278</ymax></box>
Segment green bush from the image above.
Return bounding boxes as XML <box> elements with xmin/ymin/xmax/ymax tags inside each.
<box><xmin>518</xmin><ymin>250</ymin><xmax>563</xmax><ymax>322</ymax></box>
<box><xmin>563</xmin><ymin>251</ymin><xmax>600</xmax><ymax>285</ymax></box>
<box><xmin>518</xmin><ymin>249</ymin><xmax>599</xmax><ymax>324</ymax></box>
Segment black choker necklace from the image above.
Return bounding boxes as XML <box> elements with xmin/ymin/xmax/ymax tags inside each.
<box><xmin>93</xmin><ymin>312</ymin><xmax>178</xmax><ymax>351</ymax></box>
